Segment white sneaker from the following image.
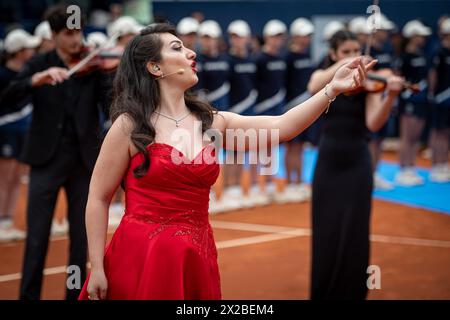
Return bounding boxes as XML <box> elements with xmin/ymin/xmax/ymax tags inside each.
<box><xmin>223</xmin><ymin>197</ymin><xmax>244</xmax><ymax>212</ymax></box>
<box><xmin>51</xmin><ymin>219</ymin><xmax>69</xmax><ymax>236</ymax></box>
<box><xmin>421</xmin><ymin>148</ymin><xmax>432</xmax><ymax>160</ymax></box>
<box><xmin>221</xmin><ymin>187</ymin><xmax>244</xmax><ymax>211</ymax></box>
<box><xmin>0</xmin><ymin>218</ymin><xmax>13</xmax><ymax>229</ymax></box>
<box><xmin>20</xmin><ymin>175</ymin><xmax>30</xmax><ymax>185</ymax></box>
<box><xmin>294</xmin><ymin>183</ymin><xmax>311</xmax><ymax>202</ymax></box>
<box><xmin>395</xmin><ymin>168</ymin><xmax>424</xmax><ymax>187</ymax></box>
<box><xmin>248</xmin><ymin>186</ymin><xmax>271</xmax><ymax>206</ymax></box>
<box><xmin>441</xmin><ymin>164</ymin><xmax>450</xmax><ymax>174</ymax></box>
<box><xmin>0</xmin><ymin>227</ymin><xmax>26</xmax><ymax>242</ymax></box>
<box><xmin>108</xmin><ymin>203</ymin><xmax>125</xmax><ymax>227</ymax></box>
<box><xmin>374</xmin><ymin>173</ymin><xmax>394</xmax><ymax>190</ymax></box>
<box><xmin>273</xmin><ymin>190</ymin><xmax>291</xmax><ymax>204</ymax></box>
<box><xmin>240</xmin><ymin>195</ymin><xmax>255</xmax><ymax>208</ymax></box>
<box><xmin>429</xmin><ymin>165</ymin><xmax>450</xmax><ymax>183</ymax></box>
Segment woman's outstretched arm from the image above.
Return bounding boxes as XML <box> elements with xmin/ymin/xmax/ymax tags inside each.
<box><xmin>215</xmin><ymin>56</ymin><xmax>377</xmax><ymax>149</ymax></box>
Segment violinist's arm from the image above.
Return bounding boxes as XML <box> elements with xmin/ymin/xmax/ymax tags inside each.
<box><xmin>31</xmin><ymin>66</ymin><xmax>69</xmax><ymax>87</ymax></box>
<box><xmin>365</xmin><ymin>75</ymin><xmax>404</xmax><ymax>132</ymax></box>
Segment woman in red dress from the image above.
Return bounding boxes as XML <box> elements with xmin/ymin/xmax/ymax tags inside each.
<box><xmin>78</xmin><ymin>23</ymin><xmax>376</xmax><ymax>300</ymax></box>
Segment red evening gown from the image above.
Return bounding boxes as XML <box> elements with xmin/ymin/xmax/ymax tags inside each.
<box><xmin>78</xmin><ymin>142</ymin><xmax>221</xmax><ymax>300</ymax></box>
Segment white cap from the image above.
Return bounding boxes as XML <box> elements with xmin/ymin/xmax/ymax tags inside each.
<box><xmin>107</xmin><ymin>16</ymin><xmax>141</xmax><ymax>38</ymax></box>
<box><xmin>177</xmin><ymin>17</ymin><xmax>199</xmax><ymax>35</ymax></box>
<box><xmin>349</xmin><ymin>16</ymin><xmax>372</xmax><ymax>35</ymax></box>
<box><xmin>323</xmin><ymin>20</ymin><xmax>345</xmax><ymax>40</ymax></box>
<box><xmin>402</xmin><ymin>20</ymin><xmax>432</xmax><ymax>38</ymax></box>
<box><xmin>34</xmin><ymin>21</ymin><xmax>52</xmax><ymax>41</ymax></box>
<box><xmin>86</xmin><ymin>32</ymin><xmax>108</xmax><ymax>48</ymax></box>
<box><xmin>378</xmin><ymin>13</ymin><xmax>396</xmax><ymax>31</ymax></box>
<box><xmin>440</xmin><ymin>18</ymin><xmax>450</xmax><ymax>35</ymax></box>
<box><xmin>228</xmin><ymin>20</ymin><xmax>251</xmax><ymax>37</ymax></box>
<box><xmin>198</xmin><ymin>20</ymin><xmax>222</xmax><ymax>38</ymax></box>
<box><xmin>290</xmin><ymin>18</ymin><xmax>314</xmax><ymax>36</ymax></box>
<box><xmin>263</xmin><ymin>19</ymin><xmax>287</xmax><ymax>37</ymax></box>
<box><xmin>367</xmin><ymin>13</ymin><xmax>395</xmax><ymax>31</ymax></box>
<box><xmin>4</xmin><ymin>29</ymin><xmax>40</xmax><ymax>54</ymax></box>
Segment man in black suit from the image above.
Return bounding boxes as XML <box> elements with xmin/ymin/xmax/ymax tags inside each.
<box><xmin>1</xmin><ymin>5</ymin><xmax>110</xmax><ymax>300</ymax></box>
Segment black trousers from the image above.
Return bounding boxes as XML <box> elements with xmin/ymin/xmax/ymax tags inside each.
<box><xmin>19</xmin><ymin>139</ymin><xmax>90</xmax><ymax>300</ymax></box>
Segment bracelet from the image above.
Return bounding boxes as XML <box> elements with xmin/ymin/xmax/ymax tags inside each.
<box><xmin>324</xmin><ymin>83</ymin><xmax>336</xmax><ymax>114</ymax></box>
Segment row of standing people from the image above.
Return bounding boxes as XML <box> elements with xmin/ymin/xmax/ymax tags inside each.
<box><xmin>175</xmin><ymin>14</ymin><xmax>450</xmax><ymax>214</ymax></box>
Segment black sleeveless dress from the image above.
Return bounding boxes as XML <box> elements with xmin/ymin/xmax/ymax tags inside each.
<box><xmin>311</xmin><ymin>92</ymin><xmax>373</xmax><ymax>300</ymax></box>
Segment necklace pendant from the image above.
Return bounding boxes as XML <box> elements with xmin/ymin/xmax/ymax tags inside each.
<box><xmin>176</xmin><ymin>121</ymin><xmax>179</xmax><ymax>127</ymax></box>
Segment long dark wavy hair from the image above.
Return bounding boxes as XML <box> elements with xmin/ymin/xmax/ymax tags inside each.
<box><xmin>110</xmin><ymin>23</ymin><xmax>217</xmax><ymax>178</ymax></box>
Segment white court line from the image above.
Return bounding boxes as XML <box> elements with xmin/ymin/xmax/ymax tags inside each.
<box><xmin>1</xmin><ymin>221</ymin><xmax>450</xmax><ymax>283</ymax></box>
<box><xmin>210</xmin><ymin>220</ymin><xmax>307</xmax><ymax>233</ymax></box>
<box><xmin>217</xmin><ymin>229</ymin><xmax>310</xmax><ymax>249</ymax></box>
<box><xmin>370</xmin><ymin>234</ymin><xmax>450</xmax><ymax>248</ymax></box>
<box><xmin>0</xmin><ymin>265</ymin><xmax>67</xmax><ymax>283</ymax></box>
<box><xmin>213</xmin><ymin>220</ymin><xmax>450</xmax><ymax>249</ymax></box>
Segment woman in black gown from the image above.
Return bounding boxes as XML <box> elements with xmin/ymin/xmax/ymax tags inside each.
<box><xmin>307</xmin><ymin>30</ymin><xmax>404</xmax><ymax>299</ymax></box>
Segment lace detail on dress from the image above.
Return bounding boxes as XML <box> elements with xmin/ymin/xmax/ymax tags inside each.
<box><xmin>125</xmin><ymin>210</ymin><xmax>217</xmax><ymax>259</ymax></box>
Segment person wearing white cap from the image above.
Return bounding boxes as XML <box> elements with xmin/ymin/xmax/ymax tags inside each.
<box><xmin>34</xmin><ymin>21</ymin><xmax>54</xmax><ymax>53</ymax></box>
<box><xmin>107</xmin><ymin>16</ymin><xmax>142</xmax><ymax>49</ymax></box>
<box><xmin>252</xmin><ymin>19</ymin><xmax>288</xmax><ymax>203</ymax></box>
<box><xmin>0</xmin><ymin>28</ymin><xmax>39</xmax><ymax>243</ymax></box>
<box><xmin>196</xmin><ymin>20</ymin><xmax>232</xmax><ymax>212</ymax></box>
<box><xmin>427</xmin><ymin>17</ymin><xmax>450</xmax><ymax>182</ymax></box>
<box><xmin>254</xmin><ymin>19</ymin><xmax>287</xmax><ymax>117</ymax></box>
<box><xmin>219</xmin><ymin>19</ymin><xmax>259</xmax><ymax>210</ymax></box>
<box><xmin>323</xmin><ymin>20</ymin><xmax>346</xmax><ymax>42</ymax></box>
<box><xmin>393</xmin><ymin>19</ymin><xmax>432</xmax><ymax>187</ymax></box>
<box><xmin>364</xmin><ymin>13</ymin><xmax>397</xmax><ymax>191</ymax></box>
<box><xmin>3</xmin><ymin>29</ymin><xmax>40</xmax><ymax>57</ymax></box>
<box><xmin>86</xmin><ymin>31</ymin><xmax>109</xmax><ymax>49</ymax></box>
<box><xmin>278</xmin><ymin>17</ymin><xmax>316</xmax><ymax>204</ymax></box>
<box><xmin>1</xmin><ymin>5</ymin><xmax>113</xmax><ymax>300</ymax></box>
<box><xmin>196</xmin><ymin>20</ymin><xmax>230</xmax><ymax>109</ymax></box>
<box><xmin>349</xmin><ymin>16</ymin><xmax>372</xmax><ymax>47</ymax></box>
<box><xmin>317</xmin><ymin>20</ymin><xmax>346</xmax><ymax>69</ymax></box>
<box><xmin>176</xmin><ymin>17</ymin><xmax>199</xmax><ymax>50</ymax></box>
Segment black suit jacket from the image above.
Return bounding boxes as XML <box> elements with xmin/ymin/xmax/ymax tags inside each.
<box><xmin>0</xmin><ymin>50</ymin><xmax>110</xmax><ymax>170</ymax></box>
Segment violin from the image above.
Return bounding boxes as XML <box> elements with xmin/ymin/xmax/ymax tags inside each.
<box><xmin>346</xmin><ymin>68</ymin><xmax>421</xmax><ymax>94</ymax></box>
<box><xmin>67</xmin><ymin>32</ymin><xmax>122</xmax><ymax>77</ymax></box>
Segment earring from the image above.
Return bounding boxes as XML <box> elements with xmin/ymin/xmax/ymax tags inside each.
<box><xmin>153</xmin><ymin>65</ymin><xmax>160</xmax><ymax>71</ymax></box>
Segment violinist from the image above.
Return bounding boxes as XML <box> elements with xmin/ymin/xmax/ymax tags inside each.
<box><xmin>307</xmin><ymin>30</ymin><xmax>404</xmax><ymax>300</ymax></box>
<box><xmin>0</xmin><ymin>4</ymin><xmax>112</xmax><ymax>300</ymax></box>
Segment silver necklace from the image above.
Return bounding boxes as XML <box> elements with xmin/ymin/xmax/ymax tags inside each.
<box><xmin>154</xmin><ymin>110</ymin><xmax>190</xmax><ymax>127</ymax></box>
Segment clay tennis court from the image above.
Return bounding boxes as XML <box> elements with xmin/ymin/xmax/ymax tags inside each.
<box><xmin>1</xmin><ymin>153</ymin><xmax>449</xmax><ymax>300</ymax></box>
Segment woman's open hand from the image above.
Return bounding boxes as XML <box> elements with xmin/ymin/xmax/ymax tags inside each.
<box><xmin>330</xmin><ymin>56</ymin><xmax>378</xmax><ymax>95</ymax></box>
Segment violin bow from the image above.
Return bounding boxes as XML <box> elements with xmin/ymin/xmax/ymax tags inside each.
<box><xmin>67</xmin><ymin>32</ymin><xmax>120</xmax><ymax>77</ymax></box>
<box><xmin>364</xmin><ymin>0</ymin><xmax>380</xmax><ymax>57</ymax></box>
